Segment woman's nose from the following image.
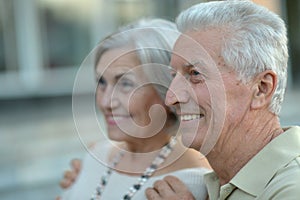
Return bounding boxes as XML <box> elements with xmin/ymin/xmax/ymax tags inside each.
<box><xmin>98</xmin><ymin>86</ymin><xmax>119</xmax><ymax>110</ymax></box>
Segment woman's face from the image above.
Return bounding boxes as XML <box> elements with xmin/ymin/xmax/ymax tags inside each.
<box><xmin>95</xmin><ymin>47</ymin><xmax>169</xmax><ymax>141</ymax></box>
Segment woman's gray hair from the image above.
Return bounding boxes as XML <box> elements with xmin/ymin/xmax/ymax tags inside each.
<box><xmin>95</xmin><ymin>18</ymin><xmax>179</xmax><ymax>102</ymax></box>
<box><xmin>176</xmin><ymin>0</ymin><xmax>288</xmax><ymax>115</ymax></box>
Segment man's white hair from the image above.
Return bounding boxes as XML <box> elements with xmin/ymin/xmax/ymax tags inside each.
<box><xmin>176</xmin><ymin>0</ymin><xmax>288</xmax><ymax>115</ymax></box>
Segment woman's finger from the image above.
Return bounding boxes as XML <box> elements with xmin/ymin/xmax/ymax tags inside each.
<box><xmin>153</xmin><ymin>179</ymin><xmax>175</xmax><ymax>197</ymax></box>
<box><xmin>145</xmin><ymin>187</ymin><xmax>161</xmax><ymax>200</ymax></box>
<box><xmin>71</xmin><ymin>159</ymin><xmax>81</xmax><ymax>174</ymax></box>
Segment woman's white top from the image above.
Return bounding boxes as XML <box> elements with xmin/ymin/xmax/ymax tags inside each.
<box><xmin>61</xmin><ymin>142</ymin><xmax>210</xmax><ymax>200</ymax></box>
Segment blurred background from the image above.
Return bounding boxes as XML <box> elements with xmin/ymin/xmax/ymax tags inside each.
<box><xmin>0</xmin><ymin>0</ymin><xmax>299</xmax><ymax>199</ymax></box>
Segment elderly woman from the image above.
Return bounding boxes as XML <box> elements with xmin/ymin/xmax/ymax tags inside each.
<box><xmin>59</xmin><ymin>19</ymin><xmax>210</xmax><ymax>200</ymax></box>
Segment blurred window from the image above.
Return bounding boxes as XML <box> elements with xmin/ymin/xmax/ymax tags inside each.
<box><xmin>0</xmin><ymin>14</ymin><xmax>4</xmax><ymax>72</ymax></box>
<box><xmin>38</xmin><ymin>0</ymin><xmax>92</xmax><ymax>69</ymax></box>
<box><xmin>0</xmin><ymin>0</ymin><xmax>296</xmax><ymax>98</ymax></box>
<box><xmin>0</xmin><ymin>0</ymin><xmax>18</xmax><ymax>72</ymax></box>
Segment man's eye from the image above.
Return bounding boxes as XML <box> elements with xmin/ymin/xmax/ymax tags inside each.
<box><xmin>189</xmin><ymin>69</ymin><xmax>204</xmax><ymax>83</ymax></box>
<box><xmin>190</xmin><ymin>70</ymin><xmax>200</xmax><ymax>76</ymax></box>
<box><xmin>170</xmin><ymin>71</ymin><xmax>176</xmax><ymax>78</ymax></box>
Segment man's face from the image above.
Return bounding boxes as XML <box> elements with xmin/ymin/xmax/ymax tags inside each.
<box><xmin>166</xmin><ymin>29</ymin><xmax>252</xmax><ymax>154</ymax></box>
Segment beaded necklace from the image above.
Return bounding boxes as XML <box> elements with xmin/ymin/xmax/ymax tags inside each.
<box><xmin>90</xmin><ymin>137</ymin><xmax>177</xmax><ymax>200</ymax></box>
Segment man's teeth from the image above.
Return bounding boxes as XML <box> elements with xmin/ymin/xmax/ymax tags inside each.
<box><xmin>180</xmin><ymin>114</ymin><xmax>203</xmax><ymax>121</ymax></box>
<box><xmin>112</xmin><ymin>116</ymin><xmax>126</xmax><ymax>120</ymax></box>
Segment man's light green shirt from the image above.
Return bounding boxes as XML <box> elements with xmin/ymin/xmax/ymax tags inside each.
<box><xmin>204</xmin><ymin>126</ymin><xmax>300</xmax><ymax>200</ymax></box>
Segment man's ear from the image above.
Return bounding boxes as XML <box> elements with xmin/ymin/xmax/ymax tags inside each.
<box><xmin>251</xmin><ymin>70</ymin><xmax>277</xmax><ymax>110</ymax></box>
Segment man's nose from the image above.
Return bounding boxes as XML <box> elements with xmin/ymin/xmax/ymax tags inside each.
<box><xmin>165</xmin><ymin>74</ymin><xmax>190</xmax><ymax>106</ymax></box>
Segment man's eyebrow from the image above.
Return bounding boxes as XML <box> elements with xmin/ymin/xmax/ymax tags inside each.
<box><xmin>183</xmin><ymin>60</ymin><xmax>206</xmax><ymax>68</ymax></box>
<box><xmin>183</xmin><ymin>62</ymin><xmax>197</xmax><ymax>68</ymax></box>
<box><xmin>183</xmin><ymin>60</ymin><xmax>210</xmax><ymax>74</ymax></box>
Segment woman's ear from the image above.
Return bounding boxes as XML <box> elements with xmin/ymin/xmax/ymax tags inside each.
<box><xmin>251</xmin><ymin>70</ymin><xmax>277</xmax><ymax>110</ymax></box>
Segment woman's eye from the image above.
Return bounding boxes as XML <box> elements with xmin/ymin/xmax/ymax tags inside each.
<box><xmin>118</xmin><ymin>79</ymin><xmax>135</xmax><ymax>92</ymax></box>
<box><xmin>122</xmin><ymin>80</ymin><xmax>133</xmax><ymax>87</ymax></box>
<box><xmin>97</xmin><ymin>77</ymin><xmax>107</xmax><ymax>89</ymax></box>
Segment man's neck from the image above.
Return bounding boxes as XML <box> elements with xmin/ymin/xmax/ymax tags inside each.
<box><xmin>206</xmin><ymin>112</ymin><xmax>283</xmax><ymax>185</ymax></box>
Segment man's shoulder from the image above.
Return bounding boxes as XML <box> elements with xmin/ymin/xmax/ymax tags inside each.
<box><xmin>261</xmin><ymin>156</ymin><xmax>300</xmax><ymax>199</ymax></box>
<box><xmin>273</xmin><ymin>156</ymin><xmax>300</xmax><ymax>184</ymax></box>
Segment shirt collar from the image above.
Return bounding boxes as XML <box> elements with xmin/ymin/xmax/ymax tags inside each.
<box><xmin>230</xmin><ymin>126</ymin><xmax>300</xmax><ymax>196</ymax></box>
<box><xmin>204</xmin><ymin>172</ymin><xmax>221</xmax><ymax>200</ymax></box>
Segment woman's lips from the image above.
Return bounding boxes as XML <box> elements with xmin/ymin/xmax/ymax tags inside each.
<box><xmin>105</xmin><ymin>115</ymin><xmax>130</xmax><ymax>125</ymax></box>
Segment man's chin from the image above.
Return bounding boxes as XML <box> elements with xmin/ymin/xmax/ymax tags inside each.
<box><xmin>180</xmin><ymin>134</ymin><xmax>201</xmax><ymax>149</ymax></box>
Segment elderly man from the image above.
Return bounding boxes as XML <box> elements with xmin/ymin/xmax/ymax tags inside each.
<box><xmin>146</xmin><ymin>1</ymin><xmax>300</xmax><ymax>200</ymax></box>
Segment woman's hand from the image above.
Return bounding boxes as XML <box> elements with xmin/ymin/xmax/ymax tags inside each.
<box><xmin>59</xmin><ymin>159</ymin><xmax>82</xmax><ymax>189</ymax></box>
<box><xmin>145</xmin><ymin>176</ymin><xmax>195</xmax><ymax>200</ymax></box>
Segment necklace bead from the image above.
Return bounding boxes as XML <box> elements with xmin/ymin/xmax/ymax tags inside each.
<box><xmin>134</xmin><ymin>184</ymin><xmax>141</xmax><ymax>190</ymax></box>
<box><xmin>123</xmin><ymin>194</ymin><xmax>131</xmax><ymax>200</ymax></box>
<box><xmin>91</xmin><ymin>137</ymin><xmax>177</xmax><ymax>199</ymax></box>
